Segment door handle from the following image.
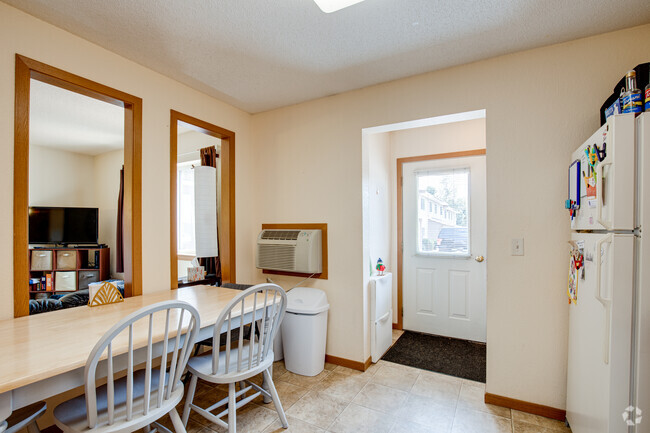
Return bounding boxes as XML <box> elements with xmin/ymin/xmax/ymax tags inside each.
<box><xmin>596</xmin><ymin>162</ymin><xmax>613</xmax><ymax>230</ymax></box>
<box><xmin>475</xmin><ymin>256</ymin><xmax>484</xmax><ymax>262</ymax></box>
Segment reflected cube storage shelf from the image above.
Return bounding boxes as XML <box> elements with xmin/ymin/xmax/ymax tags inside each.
<box><xmin>28</xmin><ymin>247</ymin><xmax>110</xmax><ymax>297</ymax></box>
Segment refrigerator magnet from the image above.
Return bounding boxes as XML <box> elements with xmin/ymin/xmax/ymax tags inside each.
<box><xmin>568</xmin><ymin>254</ymin><xmax>578</xmax><ymax>304</ymax></box>
<box><xmin>584</xmin><ymin>172</ymin><xmax>597</xmax><ymax>198</ymax></box>
<box><xmin>594</xmin><ymin>143</ymin><xmax>606</xmax><ymax>162</ymax></box>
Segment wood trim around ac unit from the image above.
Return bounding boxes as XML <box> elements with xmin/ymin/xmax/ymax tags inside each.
<box><xmin>260</xmin><ymin>223</ymin><xmax>328</xmax><ymax>280</ymax></box>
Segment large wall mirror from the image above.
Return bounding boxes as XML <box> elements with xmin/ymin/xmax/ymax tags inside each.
<box><xmin>170</xmin><ymin>110</ymin><xmax>235</xmax><ymax>289</ymax></box>
<box><xmin>14</xmin><ymin>55</ymin><xmax>142</xmax><ymax>317</ymax></box>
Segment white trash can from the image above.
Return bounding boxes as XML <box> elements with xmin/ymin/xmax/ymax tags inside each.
<box><xmin>281</xmin><ymin>287</ymin><xmax>329</xmax><ymax>376</ymax></box>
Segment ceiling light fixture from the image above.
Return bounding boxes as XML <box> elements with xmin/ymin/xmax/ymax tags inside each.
<box><xmin>313</xmin><ymin>0</ymin><xmax>366</xmax><ymax>13</ymax></box>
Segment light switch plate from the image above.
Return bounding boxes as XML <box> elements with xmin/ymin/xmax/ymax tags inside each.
<box><xmin>511</xmin><ymin>238</ymin><xmax>524</xmax><ymax>256</ymax></box>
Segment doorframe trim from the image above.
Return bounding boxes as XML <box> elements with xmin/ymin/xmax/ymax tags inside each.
<box><xmin>396</xmin><ymin>149</ymin><xmax>486</xmax><ymax>330</ymax></box>
<box><xmin>169</xmin><ymin>110</ymin><xmax>236</xmax><ymax>289</ymax></box>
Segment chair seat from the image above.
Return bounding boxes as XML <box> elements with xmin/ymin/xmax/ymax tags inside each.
<box><xmin>187</xmin><ymin>342</ymin><xmax>274</xmax><ymax>383</ymax></box>
<box><xmin>53</xmin><ymin>369</ymin><xmax>182</xmax><ymax>433</ymax></box>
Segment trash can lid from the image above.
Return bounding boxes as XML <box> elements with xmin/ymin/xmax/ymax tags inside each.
<box><xmin>286</xmin><ymin>287</ymin><xmax>329</xmax><ymax>315</ymax></box>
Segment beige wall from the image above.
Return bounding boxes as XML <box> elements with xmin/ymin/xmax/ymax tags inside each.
<box><xmin>177</xmin><ymin>130</ymin><xmax>222</xmax><ymax>162</ymax></box>
<box><xmin>0</xmin><ymin>2</ymin><xmax>253</xmax><ymax>320</ymax></box>
<box><xmin>367</xmin><ymin>132</ymin><xmax>392</xmax><ymax>277</ymax></box>
<box><xmin>251</xmin><ymin>25</ymin><xmax>650</xmax><ymax>409</ymax></box>
<box><xmin>29</xmin><ymin>145</ymin><xmax>96</xmax><ymax>207</ymax></box>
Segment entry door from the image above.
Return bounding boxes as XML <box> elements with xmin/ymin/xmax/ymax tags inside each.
<box><xmin>402</xmin><ymin>154</ymin><xmax>486</xmax><ymax>342</ymax></box>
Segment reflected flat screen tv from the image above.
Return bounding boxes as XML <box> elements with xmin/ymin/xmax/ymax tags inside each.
<box><xmin>29</xmin><ymin>207</ymin><xmax>99</xmax><ymax>245</ymax></box>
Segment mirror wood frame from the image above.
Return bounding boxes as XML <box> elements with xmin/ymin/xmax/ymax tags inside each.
<box><xmin>14</xmin><ymin>54</ymin><xmax>143</xmax><ymax>317</ymax></box>
<box><xmin>170</xmin><ymin>110</ymin><xmax>236</xmax><ymax>289</ymax></box>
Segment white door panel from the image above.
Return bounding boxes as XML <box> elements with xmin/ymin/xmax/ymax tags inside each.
<box><xmin>415</xmin><ymin>267</ymin><xmax>436</xmax><ymax>315</ymax></box>
<box><xmin>403</xmin><ymin>155</ymin><xmax>486</xmax><ymax>342</ymax></box>
<box><xmin>449</xmin><ymin>270</ymin><xmax>469</xmax><ymax>319</ymax></box>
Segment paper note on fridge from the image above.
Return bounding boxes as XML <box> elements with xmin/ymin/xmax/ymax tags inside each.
<box><xmin>580</xmin><ymin>154</ymin><xmax>588</xmax><ymax>197</ymax></box>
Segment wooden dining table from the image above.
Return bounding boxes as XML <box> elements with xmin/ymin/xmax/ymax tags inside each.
<box><xmin>0</xmin><ymin>285</ymin><xmax>255</xmax><ymax>432</ymax></box>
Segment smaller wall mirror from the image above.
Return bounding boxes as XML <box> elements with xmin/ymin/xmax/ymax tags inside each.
<box><xmin>170</xmin><ymin>111</ymin><xmax>236</xmax><ymax>289</ymax></box>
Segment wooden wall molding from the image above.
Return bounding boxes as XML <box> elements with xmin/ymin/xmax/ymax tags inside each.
<box><xmin>170</xmin><ymin>110</ymin><xmax>236</xmax><ymax>289</ymax></box>
<box><xmin>325</xmin><ymin>354</ymin><xmax>371</xmax><ymax>372</ymax></box>
<box><xmin>14</xmin><ymin>54</ymin><xmax>142</xmax><ymax>317</ymax></box>
<box><xmin>395</xmin><ymin>149</ymin><xmax>486</xmax><ymax>329</ymax></box>
<box><xmin>484</xmin><ymin>393</ymin><xmax>566</xmax><ymax>421</ymax></box>
<box><xmin>261</xmin><ymin>223</ymin><xmax>328</xmax><ymax>280</ymax></box>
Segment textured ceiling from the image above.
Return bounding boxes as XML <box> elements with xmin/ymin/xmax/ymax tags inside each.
<box><xmin>6</xmin><ymin>0</ymin><xmax>650</xmax><ymax>113</ymax></box>
<box><xmin>30</xmin><ymin>79</ymin><xmax>124</xmax><ymax>156</ymax></box>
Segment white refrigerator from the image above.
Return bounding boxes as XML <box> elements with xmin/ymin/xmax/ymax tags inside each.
<box><xmin>565</xmin><ymin>112</ymin><xmax>649</xmax><ymax>433</ymax></box>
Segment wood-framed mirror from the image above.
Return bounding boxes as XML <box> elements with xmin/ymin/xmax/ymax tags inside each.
<box><xmin>13</xmin><ymin>54</ymin><xmax>142</xmax><ymax>317</ymax></box>
<box><xmin>170</xmin><ymin>110</ymin><xmax>235</xmax><ymax>289</ymax></box>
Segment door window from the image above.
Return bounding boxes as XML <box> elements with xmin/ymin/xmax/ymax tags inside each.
<box><xmin>415</xmin><ymin>167</ymin><xmax>470</xmax><ymax>256</ymax></box>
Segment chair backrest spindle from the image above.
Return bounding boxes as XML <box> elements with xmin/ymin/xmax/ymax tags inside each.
<box><xmin>83</xmin><ymin>301</ymin><xmax>200</xmax><ymax>429</ymax></box>
<box><xmin>157</xmin><ymin>309</ymin><xmax>170</xmax><ymax>407</ymax></box>
<box><xmin>210</xmin><ymin>284</ymin><xmax>286</xmax><ymax>379</ymax></box>
<box><xmin>256</xmin><ymin>290</ymin><xmax>269</xmax><ymax>364</ymax></box>
<box><xmin>248</xmin><ymin>292</ymin><xmax>258</xmax><ymax>369</ymax></box>
<box><xmin>126</xmin><ymin>324</ymin><xmax>133</xmax><ymax>421</ymax></box>
<box><xmin>166</xmin><ymin>309</ymin><xmax>185</xmax><ymax>397</ymax></box>
<box><xmin>106</xmin><ymin>342</ymin><xmax>114</xmax><ymax>424</ymax></box>
<box><xmin>143</xmin><ymin>314</ymin><xmax>153</xmax><ymax>415</ymax></box>
<box><xmin>237</xmin><ymin>300</ymin><xmax>245</xmax><ymax>371</ymax></box>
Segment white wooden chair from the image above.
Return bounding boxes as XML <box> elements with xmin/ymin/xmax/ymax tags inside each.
<box><xmin>52</xmin><ymin>301</ymin><xmax>201</xmax><ymax>433</ymax></box>
<box><xmin>181</xmin><ymin>284</ymin><xmax>288</xmax><ymax>433</ymax></box>
<box><xmin>4</xmin><ymin>401</ymin><xmax>46</xmax><ymax>433</ymax></box>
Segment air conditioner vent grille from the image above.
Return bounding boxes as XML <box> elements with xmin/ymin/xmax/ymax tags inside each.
<box><xmin>260</xmin><ymin>230</ymin><xmax>301</xmax><ymax>241</ymax></box>
<box><xmin>257</xmin><ymin>244</ymin><xmax>296</xmax><ymax>271</ymax></box>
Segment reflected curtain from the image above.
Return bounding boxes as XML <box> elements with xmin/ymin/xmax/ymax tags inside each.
<box><xmin>199</xmin><ymin>146</ymin><xmax>221</xmax><ymax>282</ymax></box>
<box><xmin>116</xmin><ymin>165</ymin><xmax>124</xmax><ymax>273</ymax></box>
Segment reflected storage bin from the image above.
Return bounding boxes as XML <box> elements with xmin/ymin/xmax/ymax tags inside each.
<box><xmin>31</xmin><ymin>250</ymin><xmax>53</xmax><ymax>271</ymax></box>
<box><xmin>56</xmin><ymin>250</ymin><xmax>78</xmax><ymax>270</ymax></box>
<box><xmin>78</xmin><ymin>270</ymin><xmax>100</xmax><ymax>290</ymax></box>
<box><xmin>55</xmin><ymin>271</ymin><xmax>77</xmax><ymax>292</ymax></box>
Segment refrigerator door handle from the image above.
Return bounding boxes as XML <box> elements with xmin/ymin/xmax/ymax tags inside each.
<box><xmin>377</xmin><ymin>311</ymin><xmax>391</xmax><ymax>324</ymax></box>
<box><xmin>595</xmin><ymin>234</ymin><xmax>613</xmax><ymax>364</ymax></box>
<box><xmin>596</xmin><ymin>162</ymin><xmax>613</xmax><ymax>230</ymax></box>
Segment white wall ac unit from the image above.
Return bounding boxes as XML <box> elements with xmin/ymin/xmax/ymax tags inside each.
<box><xmin>256</xmin><ymin>229</ymin><xmax>322</xmax><ymax>274</ymax></box>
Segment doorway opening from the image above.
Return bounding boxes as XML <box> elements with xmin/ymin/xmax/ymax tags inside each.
<box><xmin>361</xmin><ymin>109</ymin><xmax>487</xmax><ymax>381</ymax></box>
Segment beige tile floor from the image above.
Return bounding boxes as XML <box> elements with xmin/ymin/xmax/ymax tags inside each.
<box><xmin>162</xmin><ymin>330</ymin><xmax>571</xmax><ymax>433</ymax></box>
